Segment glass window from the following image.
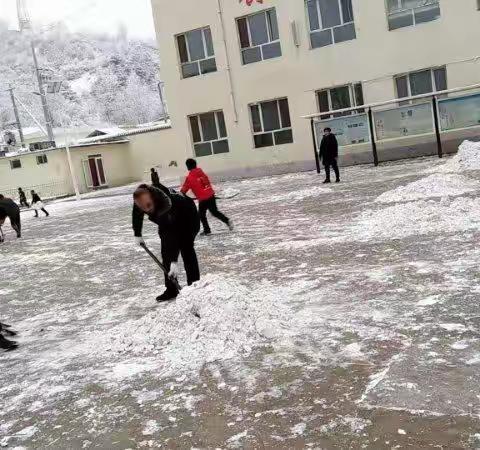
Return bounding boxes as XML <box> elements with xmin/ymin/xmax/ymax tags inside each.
<box><xmin>189</xmin><ymin>111</ymin><xmax>229</xmax><ymax>157</ymax></box>
<box><xmin>395</xmin><ymin>67</ymin><xmax>447</xmax><ymax>100</ymax></box>
<box><xmin>434</xmin><ymin>68</ymin><xmax>447</xmax><ymax>92</ymax></box>
<box><xmin>307</xmin><ymin>0</ymin><xmax>356</xmax><ymax>49</ymax></box>
<box><xmin>386</xmin><ymin>0</ymin><xmax>440</xmax><ymax>30</ymax></box>
<box><xmin>410</xmin><ymin>70</ymin><xmax>432</xmax><ymax>96</ymax></box>
<box><xmin>237</xmin><ymin>9</ymin><xmax>282</xmax><ymax>65</ymax></box>
<box><xmin>395</xmin><ymin>76</ymin><xmax>409</xmax><ymax>98</ymax></box>
<box><xmin>10</xmin><ymin>159</ymin><xmax>21</xmax><ymax>169</ymax></box>
<box><xmin>176</xmin><ymin>27</ymin><xmax>217</xmax><ymax>79</ymax></box>
<box><xmin>250</xmin><ymin>98</ymin><xmax>293</xmax><ymax>149</ymax></box>
<box><xmin>200</xmin><ymin>113</ymin><xmax>218</xmax><ymax>141</ymax></box>
<box><xmin>317</xmin><ymin>83</ymin><xmax>364</xmax><ymax>118</ymax></box>
<box><xmin>261</xmin><ymin>101</ymin><xmax>281</xmax><ymax>131</ymax></box>
<box><xmin>36</xmin><ymin>154</ymin><xmax>48</xmax><ymax>165</ymax></box>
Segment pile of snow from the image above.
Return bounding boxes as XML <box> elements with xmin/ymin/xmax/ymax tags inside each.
<box><xmin>352</xmin><ymin>196</ymin><xmax>480</xmax><ymax>241</ymax></box>
<box><xmin>429</xmin><ymin>140</ymin><xmax>480</xmax><ymax>173</ymax></box>
<box><xmin>77</xmin><ymin>275</ymin><xmax>299</xmax><ymax>376</ymax></box>
<box><xmin>376</xmin><ymin>173</ymin><xmax>479</xmax><ymax>204</ymax></box>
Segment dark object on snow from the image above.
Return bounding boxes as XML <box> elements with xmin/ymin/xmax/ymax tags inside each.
<box><xmin>319</xmin><ymin>131</ymin><xmax>340</xmax><ymax>183</ymax></box>
<box><xmin>150</xmin><ymin>168</ymin><xmax>161</xmax><ymax>187</ymax></box>
<box><xmin>0</xmin><ymin>322</ymin><xmax>18</xmax><ymax>351</ymax></box>
<box><xmin>132</xmin><ymin>185</ymin><xmax>200</xmax><ymax>299</ymax></box>
<box><xmin>0</xmin><ymin>197</ymin><xmax>21</xmax><ymax>238</ymax></box>
<box><xmin>18</xmin><ymin>188</ymin><xmax>29</xmax><ymax>208</ymax></box>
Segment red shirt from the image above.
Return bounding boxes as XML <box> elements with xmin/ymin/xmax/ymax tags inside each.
<box><xmin>181</xmin><ymin>168</ymin><xmax>215</xmax><ymax>201</ymax></box>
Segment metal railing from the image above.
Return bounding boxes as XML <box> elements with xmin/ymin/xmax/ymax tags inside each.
<box><xmin>304</xmin><ymin>83</ymin><xmax>480</xmax><ymax>171</ymax></box>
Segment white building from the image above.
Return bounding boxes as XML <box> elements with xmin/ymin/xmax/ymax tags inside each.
<box><xmin>150</xmin><ymin>0</ymin><xmax>480</xmax><ymax>176</ymax></box>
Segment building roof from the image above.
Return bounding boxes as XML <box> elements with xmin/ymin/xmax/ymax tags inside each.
<box><xmin>78</xmin><ymin>120</ymin><xmax>172</xmax><ymax>144</ymax></box>
<box><xmin>1</xmin><ymin>140</ymin><xmax>129</xmax><ymax>160</ymax></box>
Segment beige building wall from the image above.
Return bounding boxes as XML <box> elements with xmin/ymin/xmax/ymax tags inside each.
<box><xmin>0</xmin><ymin>142</ymin><xmax>135</xmax><ymax>199</ymax></box>
<box><xmin>151</xmin><ymin>0</ymin><xmax>480</xmax><ymax>176</ymax></box>
<box><xmin>67</xmin><ymin>143</ymin><xmax>135</xmax><ymax>193</ymax></box>
<box><xmin>0</xmin><ymin>149</ymin><xmax>72</xmax><ymax>198</ymax></box>
<box><xmin>126</xmin><ymin>129</ymin><xmax>187</xmax><ymax>184</ymax></box>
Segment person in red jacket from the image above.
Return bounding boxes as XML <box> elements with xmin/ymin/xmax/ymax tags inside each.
<box><xmin>181</xmin><ymin>158</ymin><xmax>233</xmax><ymax>236</ymax></box>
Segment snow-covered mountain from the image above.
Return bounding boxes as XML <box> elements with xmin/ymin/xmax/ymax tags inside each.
<box><xmin>0</xmin><ymin>21</ymin><xmax>163</xmax><ymax>131</ymax></box>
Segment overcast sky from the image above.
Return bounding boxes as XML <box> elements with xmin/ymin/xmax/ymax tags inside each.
<box><xmin>0</xmin><ymin>0</ymin><xmax>156</xmax><ymax>39</ymax></box>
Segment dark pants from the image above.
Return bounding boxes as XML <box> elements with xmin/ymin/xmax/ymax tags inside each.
<box><xmin>34</xmin><ymin>208</ymin><xmax>49</xmax><ymax>217</ymax></box>
<box><xmin>161</xmin><ymin>235</ymin><xmax>200</xmax><ymax>293</ymax></box>
<box><xmin>324</xmin><ymin>159</ymin><xmax>340</xmax><ymax>182</ymax></box>
<box><xmin>20</xmin><ymin>200</ymin><xmax>29</xmax><ymax>208</ymax></box>
<box><xmin>198</xmin><ymin>196</ymin><xmax>229</xmax><ymax>234</ymax></box>
<box><xmin>9</xmin><ymin>212</ymin><xmax>21</xmax><ymax>238</ymax></box>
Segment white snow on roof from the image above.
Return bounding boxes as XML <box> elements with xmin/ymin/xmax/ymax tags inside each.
<box><xmin>78</xmin><ymin>120</ymin><xmax>172</xmax><ymax>144</ymax></box>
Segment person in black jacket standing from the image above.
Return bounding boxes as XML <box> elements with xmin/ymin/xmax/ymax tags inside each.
<box><xmin>18</xmin><ymin>188</ymin><xmax>29</xmax><ymax>208</ymax></box>
<box><xmin>30</xmin><ymin>190</ymin><xmax>50</xmax><ymax>217</ymax></box>
<box><xmin>319</xmin><ymin>127</ymin><xmax>340</xmax><ymax>184</ymax></box>
<box><xmin>150</xmin><ymin>168</ymin><xmax>161</xmax><ymax>187</ymax></box>
<box><xmin>0</xmin><ymin>195</ymin><xmax>21</xmax><ymax>238</ymax></box>
<box><xmin>132</xmin><ymin>184</ymin><xmax>200</xmax><ymax>302</ymax></box>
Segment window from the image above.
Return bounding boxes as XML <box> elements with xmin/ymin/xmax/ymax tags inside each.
<box><xmin>395</xmin><ymin>67</ymin><xmax>447</xmax><ymax>101</ymax></box>
<box><xmin>306</xmin><ymin>0</ymin><xmax>356</xmax><ymax>49</ymax></box>
<box><xmin>249</xmin><ymin>98</ymin><xmax>293</xmax><ymax>148</ymax></box>
<box><xmin>237</xmin><ymin>9</ymin><xmax>281</xmax><ymax>65</ymax></box>
<box><xmin>176</xmin><ymin>27</ymin><xmax>216</xmax><ymax>79</ymax></box>
<box><xmin>10</xmin><ymin>159</ymin><xmax>21</xmax><ymax>170</ymax></box>
<box><xmin>317</xmin><ymin>83</ymin><xmax>364</xmax><ymax>118</ymax></box>
<box><xmin>386</xmin><ymin>0</ymin><xmax>441</xmax><ymax>30</ymax></box>
<box><xmin>36</xmin><ymin>154</ymin><xmax>48</xmax><ymax>165</ymax></box>
<box><xmin>189</xmin><ymin>111</ymin><xmax>229</xmax><ymax>157</ymax></box>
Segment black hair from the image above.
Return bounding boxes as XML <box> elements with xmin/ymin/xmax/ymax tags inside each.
<box><xmin>324</xmin><ymin>127</ymin><xmax>332</xmax><ymax>132</ymax></box>
<box><xmin>150</xmin><ymin>168</ymin><xmax>156</xmax><ymax>172</ymax></box>
<box><xmin>186</xmin><ymin>158</ymin><xmax>197</xmax><ymax>170</ymax></box>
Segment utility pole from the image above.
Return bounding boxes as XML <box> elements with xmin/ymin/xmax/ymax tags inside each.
<box><xmin>8</xmin><ymin>86</ymin><xmax>25</xmax><ymax>148</ymax></box>
<box><xmin>31</xmin><ymin>41</ymin><xmax>55</xmax><ymax>142</ymax></box>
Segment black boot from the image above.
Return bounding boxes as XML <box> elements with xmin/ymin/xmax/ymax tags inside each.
<box><xmin>156</xmin><ymin>289</ymin><xmax>178</xmax><ymax>303</ymax></box>
<box><xmin>323</xmin><ymin>179</ymin><xmax>331</xmax><ymax>184</ymax></box>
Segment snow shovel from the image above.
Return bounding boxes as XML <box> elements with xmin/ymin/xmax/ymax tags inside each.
<box><xmin>140</xmin><ymin>242</ymin><xmax>181</xmax><ymax>292</ymax></box>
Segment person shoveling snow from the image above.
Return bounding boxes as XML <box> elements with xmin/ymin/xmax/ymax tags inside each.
<box><xmin>132</xmin><ymin>184</ymin><xmax>200</xmax><ymax>302</ymax></box>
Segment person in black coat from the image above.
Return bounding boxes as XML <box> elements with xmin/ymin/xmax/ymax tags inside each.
<box><xmin>132</xmin><ymin>184</ymin><xmax>200</xmax><ymax>302</ymax></box>
<box><xmin>150</xmin><ymin>168</ymin><xmax>161</xmax><ymax>187</ymax></box>
<box><xmin>18</xmin><ymin>188</ymin><xmax>29</xmax><ymax>208</ymax></box>
<box><xmin>0</xmin><ymin>195</ymin><xmax>21</xmax><ymax>238</ymax></box>
<box><xmin>30</xmin><ymin>190</ymin><xmax>50</xmax><ymax>217</ymax></box>
<box><xmin>319</xmin><ymin>127</ymin><xmax>340</xmax><ymax>184</ymax></box>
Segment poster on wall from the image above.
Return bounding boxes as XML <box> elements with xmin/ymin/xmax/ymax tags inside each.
<box><xmin>374</xmin><ymin>102</ymin><xmax>434</xmax><ymax>141</ymax></box>
<box><xmin>438</xmin><ymin>93</ymin><xmax>480</xmax><ymax>131</ymax></box>
<box><xmin>315</xmin><ymin>114</ymin><xmax>370</xmax><ymax>147</ymax></box>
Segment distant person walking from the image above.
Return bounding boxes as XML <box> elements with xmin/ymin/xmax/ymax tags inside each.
<box><xmin>181</xmin><ymin>158</ymin><xmax>233</xmax><ymax>236</ymax></box>
<box><xmin>18</xmin><ymin>188</ymin><xmax>29</xmax><ymax>208</ymax></box>
<box><xmin>150</xmin><ymin>168</ymin><xmax>161</xmax><ymax>187</ymax></box>
<box><xmin>319</xmin><ymin>127</ymin><xmax>340</xmax><ymax>184</ymax></box>
<box><xmin>30</xmin><ymin>190</ymin><xmax>49</xmax><ymax>218</ymax></box>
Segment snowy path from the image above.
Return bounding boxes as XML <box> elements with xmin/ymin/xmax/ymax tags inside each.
<box><xmin>1</xmin><ymin>152</ymin><xmax>480</xmax><ymax>449</ymax></box>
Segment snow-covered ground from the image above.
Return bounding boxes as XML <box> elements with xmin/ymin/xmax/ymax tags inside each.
<box><xmin>2</xmin><ymin>142</ymin><xmax>480</xmax><ymax>449</ymax></box>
